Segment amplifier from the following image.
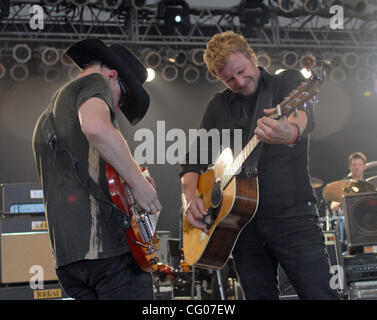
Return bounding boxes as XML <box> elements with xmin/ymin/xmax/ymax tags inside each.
<box><xmin>348</xmin><ymin>281</ymin><xmax>377</xmax><ymax>300</ymax></box>
<box><xmin>1</xmin><ymin>183</ymin><xmax>44</xmax><ymax>214</ymax></box>
<box><xmin>344</xmin><ymin>253</ymin><xmax>377</xmax><ymax>283</ymax></box>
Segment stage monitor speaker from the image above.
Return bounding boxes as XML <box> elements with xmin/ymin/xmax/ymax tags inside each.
<box><xmin>342</xmin><ymin>192</ymin><xmax>377</xmax><ymax>250</ymax></box>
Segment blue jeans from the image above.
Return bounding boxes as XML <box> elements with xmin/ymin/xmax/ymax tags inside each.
<box><xmin>232</xmin><ymin>213</ymin><xmax>340</xmax><ymax>300</ymax></box>
<box><xmin>56</xmin><ymin>252</ymin><xmax>154</xmax><ymax>300</ymax></box>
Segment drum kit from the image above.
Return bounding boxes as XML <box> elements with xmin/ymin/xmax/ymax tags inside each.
<box><xmin>311</xmin><ymin>177</ymin><xmax>376</xmax><ymax>248</ymax></box>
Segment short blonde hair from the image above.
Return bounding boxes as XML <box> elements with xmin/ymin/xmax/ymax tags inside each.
<box><xmin>203</xmin><ymin>31</ymin><xmax>254</xmax><ymax>76</ymax></box>
<box><xmin>348</xmin><ymin>152</ymin><xmax>367</xmax><ymax>165</ymax></box>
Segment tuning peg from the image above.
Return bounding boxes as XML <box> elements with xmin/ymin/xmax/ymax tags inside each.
<box><xmin>309</xmin><ymin>95</ymin><xmax>319</xmax><ymax>104</ymax></box>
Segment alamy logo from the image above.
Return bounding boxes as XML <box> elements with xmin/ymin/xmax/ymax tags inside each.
<box><xmin>29</xmin><ymin>265</ymin><xmax>44</xmax><ymax>290</ymax></box>
<box><xmin>29</xmin><ymin>5</ymin><xmax>44</xmax><ymax>30</ymax></box>
<box><xmin>329</xmin><ymin>5</ymin><xmax>344</xmax><ymax>30</ymax></box>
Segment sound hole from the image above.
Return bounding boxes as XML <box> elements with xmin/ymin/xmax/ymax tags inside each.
<box><xmin>351</xmin><ymin>198</ymin><xmax>377</xmax><ymax>235</ymax></box>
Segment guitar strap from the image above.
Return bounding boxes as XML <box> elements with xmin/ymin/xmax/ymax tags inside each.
<box><xmin>242</xmin><ymin>72</ymin><xmax>277</xmax><ymax>177</ymax></box>
<box><xmin>41</xmin><ymin>105</ymin><xmax>130</xmax><ymax>229</ymax></box>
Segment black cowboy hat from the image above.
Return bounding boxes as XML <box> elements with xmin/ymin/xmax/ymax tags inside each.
<box><xmin>66</xmin><ymin>39</ymin><xmax>149</xmax><ymax>126</ymax></box>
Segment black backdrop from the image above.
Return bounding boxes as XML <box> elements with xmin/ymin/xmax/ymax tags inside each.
<box><xmin>1</xmin><ymin>68</ymin><xmax>376</xmax><ymax>238</ymax></box>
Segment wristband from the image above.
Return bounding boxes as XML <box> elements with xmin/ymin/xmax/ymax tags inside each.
<box><xmin>287</xmin><ymin>123</ymin><xmax>301</xmax><ymax>147</ymax></box>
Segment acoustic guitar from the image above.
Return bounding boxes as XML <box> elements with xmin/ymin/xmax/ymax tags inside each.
<box><xmin>106</xmin><ymin>164</ymin><xmax>160</xmax><ymax>272</ymax></box>
<box><xmin>182</xmin><ymin>72</ymin><xmax>323</xmax><ymax>269</ymax></box>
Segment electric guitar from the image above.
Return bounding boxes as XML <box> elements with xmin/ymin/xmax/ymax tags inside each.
<box><xmin>182</xmin><ymin>71</ymin><xmax>323</xmax><ymax>269</ymax></box>
<box><xmin>106</xmin><ymin>164</ymin><xmax>160</xmax><ymax>272</ymax></box>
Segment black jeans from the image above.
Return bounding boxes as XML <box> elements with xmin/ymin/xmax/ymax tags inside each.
<box><xmin>232</xmin><ymin>213</ymin><xmax>340</xmax><ymax>300</ymax></box>
<box><xmin>56</xmin><ymin>252</ymin><xmax>154</xmax><ymax>300</ymax></box>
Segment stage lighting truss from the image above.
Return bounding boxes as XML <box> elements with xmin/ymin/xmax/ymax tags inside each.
<box><xmin>0</xmin><ymin>63</ymin><xmax>6</xmax><ymax>80</ymax></box>
<box><xmin>42</xmin><ymin>0</ymin><xmax>62</xmax><ymax>5</ymax></box>
<box><xmin>41</xmin><ymin>47</ymin><xmax>60</xmax><ymax>66</ymax></box>
<box><xmin>72</xmin><ymin>0</ymin><xmax>90</xmax><ymax>6</ymax></box>
<box><xmin>10</xmin><ymin>63</ymin><xmax>29</xmax><ymax>82</ymax></box>
<box><xmin>157</xmin><ymin>0</ymin><xmax>191</xmax><ymax>29</ymax></box>
<box><xmin>189</xmin><ymin>48</ymin><xmax>205</xmax><ymax>67</ymax></box>
<box><xmin>161</xmin><ymin>64</ymin><xmax>178</xmax><ymax>82</ymax></box>
<box><xmin>256</xmin><ymin>52</ymin><xmax>271</xmax><ymax>70</ymax></box>
<box><xmin>183</xmin><ymin>65</ymin><xmax>200</xmax><ymax>84</ymax></box>
<box><xmin>300</xmin><ymin>52</ymin><xmax>317</xmax><ymax>69</ymax></box>
<box><xmin>282</xmin><ymin>51</ymin><xmax>298</xmax><ymax>68</ymax></box>
<box><xmin>12</xmin><ymin>44</ymin><xmax>32</xmax><ymax>64</ymax></box>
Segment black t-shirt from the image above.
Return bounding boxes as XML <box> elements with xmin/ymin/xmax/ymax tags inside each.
<box><xmin>180</xmin><ymin>68</ymin><xmax>318</xmax><ymax>218</ymax></box>
<box><xmin>32</xmin><ymin>73</ymin><xmax>130</xmax><ymax>268</ymax></box>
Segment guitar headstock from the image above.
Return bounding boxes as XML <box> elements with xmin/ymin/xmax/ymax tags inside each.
<box><xmin>271</xmin><ymin>67</ymin><xmax>324</xmax><ymax>120</ymax></box>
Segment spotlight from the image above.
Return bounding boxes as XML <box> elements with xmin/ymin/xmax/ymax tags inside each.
<box><xmin>366</xmin><ymin>53</ymin><xmax>377</xmax><ymax>69</ymax></box>
<box><xmin>343</xmin><ymin>52</ymin><xmax>360</xmax><ymax>69</ymax></box>
<box><xmin>183</xmin><ymin>65</ymin><xmax>200</xmax><ymax>84</ymax></box>
<box><xmin>300</xmin><ymin>52</ymin><xmax>316</xmax><ymax>69</ymax></box>
<box><xmin>256</xmin><ymin>52</ymin><xmax>271</xmax><ymax>69</ymax></box>
<box><xmin>330</xmin><ymin>53</ymin><xmax>343</xmax><ymax>69</ymax></box>
<box><xmin>72</xmin><ymin>0</ymin><xmax>90</xmax><ymax>6</ymax></box>
<box><xmin>329</xmin><ymin>67</ymin><xmax>346</xmax><ymax>84</ymax></box>
<box><xmin>343</xmin><ymin>0</ymin><xmax>367</xmax><ymax>15</ymax></box>
<box><xmin>165</xmin><ymin>48</ymin><xmax>178</xmax><ymax>63</ymax></box>
<box><xmin>205</xmin><ymin>70</ymin><xmax>219</xmax><ymax>83</ymax></box>
<box><xmin>10</xmin><ymin>64</ymin><xmax>29</xmax><ymax>82</ymax></box>
<box><xmin>0</xmin><ymin>0</ymin><xmax>10</xmax><ymax>19</ymax></box>
<box><xmin>61</xmin><ymin>51</ymin><xmax>73</xmax><ymax>66</ymax></box>
<box><xmin>41</xmin><ymin>47</ymin><xmax>60</xmax><ymax>66</ymax></box>
<box><xmin>355</xmin><ymin>68</ymin><xmax>370</xmax><ymax>83</ymax></box>
<box><xmin>300</xmin><ymin>68</ymin><xmax>312</xmax><ymax>79</ymax></box>
<box><xmin>190</xmin><ymin>48</ymin><xmax>205</xmax><ymax>67</ymax></box>
<box><xmin>42</xmin><ymin>0</ymin><xmax>62</xmax><ymax>5</ymax></box>
<box><xmin>131</xmin><ymin>0</ymin><xmax>146</xmax><ymax>9</ymax></box>
<box><xmin>175</xmin><ymin>50</ymin><xmax>188</xmax><ymax>67</ymax></box>
<box><xmin>158</xmin><ymin>0</ymin><xmax>190</xmax><ymax>30</ymax></box>
<box><xmin>303</xmin><ymin>0</ymin><xmax>320</xmax><ymax>13</ymax></box>
<box><xmin>278</xmin><ymin>0</ymin><xmax>299</xmax><ymax>13</ymax></box>
<box><xmin>238</xmin><ymin>1</ymin><xmax>270</xmax><ymax>29</ymax></box>
<box><xmin>161</xmin><ymin>64</ymin><xmax>178</xmax><ymax>82</ymax></box>
<box><xmin>102</xmin><ymin>0</ymin><xmax>122</xmax><ymax>9</ymax></box>
<box><xmin>141</xmin><ymin>48</ymin><xmax>162</xmax><ymax>69</ymax></box>
<box><xmin>0</xmin><ymin>63</ymin><xmax>6</xmax><ymax>80</ymax></box>
<box><xmin>44</xmin><ymin>67</ymin><xmax>61</xmax><ymax>83</ymax></box>
<box><xmin>146</xmin><ymin>68</ymin><xmax>156</xmax><ymax>82</ymax></box>
<box><xmin>282</xmin><ymin>51</ymin><xmax>298</xmax><ymax>68</ymax></box>
<box><xmin>13</xmin><ymin>44</ymin><xmax>32</xmax><ymax>64</ymax></box>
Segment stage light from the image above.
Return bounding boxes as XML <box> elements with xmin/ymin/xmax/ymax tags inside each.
<box><xmin>161</xmin><ymin>64</ymin><xmax>178</xmax><ymax>82</ymax></box>
<box><xmin>278</xmin><ymin>0</ymin><xmax>299</xmax><ymax>13</ymax></box>
<box><xmin>190</xmin><ymin>48</ymin><xmax>205</xmax><ymax>67</ymax></box>
<box><xmin>165</xmin><ymin>48</ymin><xmax>177</xmax><ymax>63</ymax></box>
<box><xmin>366</xmin><ymin>53</ymin><xmax>377</xmax><ymax>69</ymax></box>
<box><xmin>158</xmin><ymin>0</ymin><xmax>190</xmax><ymax>30</ymax></box>
<box><xmin>12</xmin><ymin>44</ymin><xmax>32</xmax><ymax>64</ymax></box>
<box><xmin>175</xmin><ymin>50</ymin><xmax>188</xmax><ymax>67</ymax></box>
<box><xmin>44</xmin><ymin>67</ymin><xmax>61</xmax><ymax>83</ymax></box>
<box><xmin>183</xmin><ymin>65</ymin><xmax>200</xmax><ymax>84</ymax></box>
<box><xmin>102</xmin><ymin>0</ymin><xmax>122</xmax><ymax>9</ymax></box>
<box><xmin>330</xmin><ymin>53</ymin><xmax>343</xmax><ymax>69</ymax></box>
<box><xmin>256</xmin><ymin>52</ymin><xmax>271</xmax><ymax>69</ymax></box>
<box><xmin>141</xmin><ymin>48</ymin><xmax>162</xmax><ymax>69</ymax></box>
<box><xmin>300</xmin><ymin>52</ymin><xmax>316</xmax><ymax>69</ymax></box>
<box><xmin>282</xmin><ymin>51</ymin><xmax>298</xmax><ymax>68</ymax></box>
<box><xmin>300</xmin><ymin>68</ymin><xmax>312</xmax><ymax>79</ymax></box>
<box><xmin>72</xmin><ymin>0</ymin><xmax>90</xmax><ymax>6</ymax></box>
<box><xmin>146</xmin><ymin>68</ymin><xmax>155</xmax><ymax>82</ymax></box>
<box><xmin>10</xmin><ymin>64</ymin><xmax>29</xmax><ymax>82</ymax></box>
<box><xmin>343</xmin><ymin>0</ymin><xmax>367</xmax><ymax>15</ymax></box>
<box><xmin>0</xmin><ymin>0</ymin><xmax>10</xmax><ymax>19</ymax></box>
<box><xmin>303</xmin><ymin>0</ymin><xmax>320</xmax><ymax>13</ymax></box>
<box><xmin>355</xmin><ymin>68</ymin><xmax>370</xmax><ymax>83</ymax></box>
<box><xmin>42</xmin><ymin>0</ymin><xmax>62</xmax><ymax>5</ymax></box>
<box><xmin>238</xmin><ymin>0</ymin><xmax>270</xmax><ymax>29</ymax></box>
<box><xmin>0</xmin><ymin>63</ymin><xmax>6</xmax><ymax>80</ymax></box>
<box><xmin>329</xmin><ymin>67</ymin><xmax>346</xmax><ymax>84</ymax></box>
<box><xmin>131</xmin><ymin>0</ymin><xmax>146</xmax><ymax>9</ymax></box>
<box><xmin>41</xmin><ymin>47</ymin><xmax>60</xmax><ymax>66</ymax></box>
<box><xmin>343</xmin><ymin>52</ymin><xmax>360</xmax><ymax>69</ymax></box>
<box><xmin>205</xmin><ymin>70</ymin><xmax>218</xmax><ymax>83</ymax></box>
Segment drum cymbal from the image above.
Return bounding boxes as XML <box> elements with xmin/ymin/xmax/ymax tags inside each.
<box><xmin>322</xmin><ymin>179</ymin><xmax>376</xmax><ymax>202</ymax></box>
<box><xmin>310</xmin><ymin>177</ymin><xmax>323</xmax><ymax>188</ymax></box>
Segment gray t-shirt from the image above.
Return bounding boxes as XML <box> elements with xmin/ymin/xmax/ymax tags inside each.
<box><xmin>32</xmin><ymin>73</ymin><xmax>130</xmax><ymax>268</ymax></box>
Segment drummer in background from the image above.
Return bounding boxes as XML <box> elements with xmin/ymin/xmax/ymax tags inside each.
<box><xmin>330</xmin><ymin>152</ymin><xmax>367</xmax><ymax>212</ymax></box>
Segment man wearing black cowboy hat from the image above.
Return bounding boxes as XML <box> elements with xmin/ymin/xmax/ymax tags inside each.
<box><xmin>32</xmin><ymin>39</ymin><xmax>161</xmax><ymax>300</ymax></box>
